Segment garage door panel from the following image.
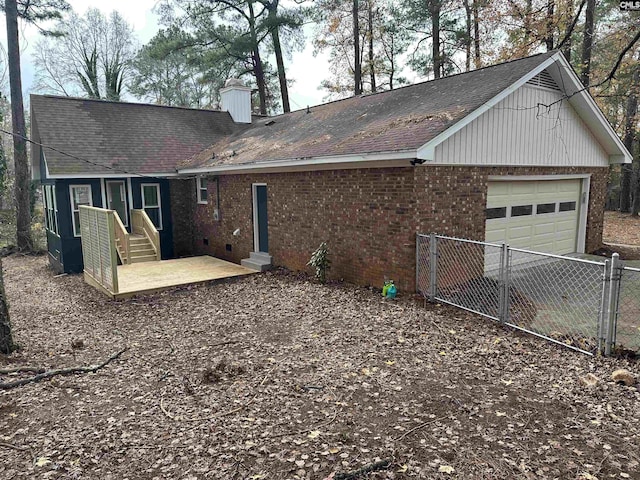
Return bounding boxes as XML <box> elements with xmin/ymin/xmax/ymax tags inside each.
<box><xmin>555</xmin><ymin>219</ymin><xmax>577</xmax><ymax>233</ymax></box>
<box><xmin>508</xmin><ymin>225</ymin><xmax>533</xmax><ymax>240</ymax></box>
<box><xmin>486</xmin><ymin>179</ymin><xmax>582</xmax><ymax>256</ymax></box>
<box><xmin>534</xmin><ymin>223</ymin><xmax>555</xmax><ymax>235</ymax></box>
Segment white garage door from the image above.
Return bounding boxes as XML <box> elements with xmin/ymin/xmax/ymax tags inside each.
<box><xmin>485</xmin><ymin>179</ymin><xmax>582</xmax><ymax>254</ymax></box>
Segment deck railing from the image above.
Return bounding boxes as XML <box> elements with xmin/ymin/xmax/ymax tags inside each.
<box><xmin>79</xmin><ymin>206</ymin><xmax>119</xmax><ymax>295</ymax></box>
<box><xmin>131</xmin><ymin>209</ymin><xmax>161</xmax><ymax>261</ymax></box>
<box><xmin>113</xmin><ymin>212</ymin><xmax>130</xmax><ymax>265</ymax></box>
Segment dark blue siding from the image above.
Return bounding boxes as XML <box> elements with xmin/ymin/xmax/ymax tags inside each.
<box><xmin>53</xmin><ymin>179</ymin><xmax>103</xmax><ymax>273</ymax></box>
<box><xmin>41</xmin><ymin>176</ymin><xmax>173</xmax><ymax>273</ymax></box>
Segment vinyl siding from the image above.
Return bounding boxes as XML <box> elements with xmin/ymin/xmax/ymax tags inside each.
<box><xmin>434</xmin><ymin>85</ymin><xmax>609</xmax><ymax>167</ymax></box>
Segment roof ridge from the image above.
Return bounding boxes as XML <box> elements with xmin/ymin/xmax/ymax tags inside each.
<box><xmin>30</xmin><ymin>93</ymin><xmax>231</xmax><ymax>115</ymax></box>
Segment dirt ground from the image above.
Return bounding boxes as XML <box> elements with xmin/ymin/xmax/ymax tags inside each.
<box><xmin>603</xmin><ymin>211</ymin><xmax>640</xmax><ymax>247</ymax></box>
<box><xmin>1</xmin><ymin>256</ymin><xmax>639</xmax><ymax>480</ymax></box>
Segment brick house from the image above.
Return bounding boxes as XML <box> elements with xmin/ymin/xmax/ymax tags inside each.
<box><xmin>31</xmin><ymin>51</ymin><xmax>631</xmax><ymax>292</ymax></box>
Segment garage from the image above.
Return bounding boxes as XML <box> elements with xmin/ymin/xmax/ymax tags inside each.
<box><xmin>485</xmin><ymin>178</ymin><xmax>584</xmax><ymax>255</ymax></box>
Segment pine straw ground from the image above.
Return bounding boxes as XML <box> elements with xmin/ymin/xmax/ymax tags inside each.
<box><xmin>1</xmin><ymin>256</ymin><xmax>640</xmax><ymax>480</ymax></box>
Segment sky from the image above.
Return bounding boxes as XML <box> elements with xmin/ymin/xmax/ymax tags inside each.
<box><xmin>0</xmin><ymin>0</ymin><xmax>330</xmax><ymax>110</ymax></box>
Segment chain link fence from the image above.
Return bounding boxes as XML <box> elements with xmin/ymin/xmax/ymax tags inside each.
<box><xmin>417</xmin><ymin>234</ymin><xmax>640</xmax><ymax>356</ymax></box>
<box><xmin>615</xmin><ymin>266</ymin><xmax>640</xmax><ymax>354</ymax></box>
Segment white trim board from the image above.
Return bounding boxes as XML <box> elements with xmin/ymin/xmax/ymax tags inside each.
<box><xmin>251</xmin><ymin>183</ymin><xmax>267</xmax><ymax>253</ymax></box>
<box><xmin>487</xmin><ymin>174</ymin><xmax>591</xmax><ymax>181</ymax></box>
<box><xmin>179</xmin><ymin>151</ymin><xmax>417</xmax><ymax>175</ymax></box>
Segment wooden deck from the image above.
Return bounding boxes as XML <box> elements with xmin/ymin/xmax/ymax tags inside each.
<box><xmin>111</xmin><ymin>256</ymin><xmax>257</xmax><ymax>299</ymax></box>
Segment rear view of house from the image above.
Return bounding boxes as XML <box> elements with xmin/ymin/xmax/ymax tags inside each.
<box><xmin>31</xmin><ymin>51</ymin><xmax>631</xmax><ymax>293</ymax></box>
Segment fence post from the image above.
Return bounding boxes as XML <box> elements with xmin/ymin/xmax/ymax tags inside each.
<box><xmin>605</xmin><ymin>253</ymin><xmax>621</xmax><ymax>356</ymax></box>
<box><xmin>498</xmin><ymin>243</ymin><xmax>510</xmax><ymax>323</ymax></box>
<box><xmin>598</xmin><ymin>259</ymin><xmax>611</xmax><ymax>355</ymax></box>
<box><xmin>429</xmin><ymin>233</ymin><xmax>437</xmax><ymax>302</ymax></box>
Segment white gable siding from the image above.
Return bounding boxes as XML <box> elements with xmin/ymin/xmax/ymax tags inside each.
<box><xmin>434</xmin><ymin>85</ymin><xmax>609</xmax><ymax>167</ymax></box>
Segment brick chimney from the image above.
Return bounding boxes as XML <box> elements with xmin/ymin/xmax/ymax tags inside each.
<box><xmin>220</xmin><ymin>78</ymin><xmax>252</xmax><ymax>124</ymax></box>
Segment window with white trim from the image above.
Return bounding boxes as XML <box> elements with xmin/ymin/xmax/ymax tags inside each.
<box><xmin>43</xmin><ymin>185</ymin><xmax>59</xmax><ymax>235</ymax></box>
<box><xmin>141</xmin><ymin>183</ymin><xmax>162</xmax><ymax>230</ymax></box>
<box><xmin>197</xmin><ymin>177</ymin><xmax>208</xmax><ymax>204</ymax></box>
<box><xmin>70</xmin><ymin>185</ymin><xmax>93</xmax><ymax>237</ymax></box>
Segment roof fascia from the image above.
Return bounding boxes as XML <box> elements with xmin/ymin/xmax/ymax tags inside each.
<box><xmin>46</xmin><ymin>171</ymin><xmax>179</xmax><ymax>179</ymax></box>
<box><xmin>178</xmin><ymin>150</ymin><xmax>417</xmax><ymax>175</ymax></box>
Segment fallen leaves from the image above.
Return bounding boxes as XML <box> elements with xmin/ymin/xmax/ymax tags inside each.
<box><xmin>1</xmin><ymin>256</ymin><xmax>639</xmax><ymax>479</ymax></box>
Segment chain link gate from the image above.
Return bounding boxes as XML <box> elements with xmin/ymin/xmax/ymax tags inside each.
<box><xmin>416</xmin><ymin>234</ymin><xmax>637</xmax><ymax>356</ymax></box>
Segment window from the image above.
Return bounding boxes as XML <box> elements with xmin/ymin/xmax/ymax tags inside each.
<box><xmin>141</xmin><ymin>184</ymin><xmax>162</xmax><ymax>230</ymax></box>
<box><xmin>485</xmin><ymin>207</ymin><xmax>507</xmax><ymax>219</ymax></box>
<box><xmin>511</xmin><ymin>205</ymin><xmax>533</xmax><ymax>217</ymax></box>
<box><xmin>536</xmin><ymin>203</ymin><xmax>556</xmax><ymax>214</ymax></box>
<box><xmin>197</xmin><ymin>177</ymin><xmax>208</xmax><ymax>204</ymax></box>
<box><xmin>70</xmin><ymin>185</ymin><xmax>92</xmax><ymax>237</ymax></box>
<box><xmin>43</xmin><ymin>185</ymin><xmax>58</xmax><ymax>235</ymax></box>
<box><xmin>559</xmin><ymin>201</ymin><xmax>577</xmax><ymax>212</ymax></box>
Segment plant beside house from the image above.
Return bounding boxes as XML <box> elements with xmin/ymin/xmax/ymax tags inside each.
<box><xmin>308</xmin><ymin>242</ymin><xmax>330</xmax><ymax>284</ymax></box>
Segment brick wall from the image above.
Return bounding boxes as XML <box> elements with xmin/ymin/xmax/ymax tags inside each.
<box><xmin>190</xmin><ymin>166</ymin><xmax>608</xmax><ymax>293</ymax></box>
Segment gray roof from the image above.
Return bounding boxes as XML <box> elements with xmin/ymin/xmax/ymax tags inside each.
<box><xmin>31</xmin><ymin>95</ymin><xmax>241</xmax><ymax>176</ymax></box>
<box><xmin>182</xmin><ymin>51</ymin><xmax>556</xmax><ymax>169</ymax></box>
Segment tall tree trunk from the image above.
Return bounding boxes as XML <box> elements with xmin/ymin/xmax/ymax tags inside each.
<box><xmin>267</xmin><ymin>0</ymin><xmax>290</xmax><ymax>113</ymax></box>
<box><xmin>353</xmin><ymin>0</ymin><xmax>362</xmax><ymax>95</ymax></box>
<box><xmin>5</xmin><ymin>0</ymin><xmax>32</xmax><ymax>252</ymax></box>
<box><xmin>463</xmin><ymin>0</ymin><xmax>472</xmax><ymax>71</ymax></box>
<box><xmin>621</xmin><ymin>59</ymin><xmax>639</xmax><ymax>213</ymax></box>
<box><xmin>271</xmin><ymin>26</ymin><xmax>290</xmax><ymax>112</ymax></box>
<box><xmin>388</xmin><ymin>35</ymin><xmax>395</xmax><ymax>90</ymax></box>
<box><xmin>562</xmin><ymin>0</ymin><xmax>573</xmax><ymax>62</ymax></box>
<box><xmin>472</xmin><ymin>0</ymin><xmax>481</xmax><ymax>68</ymax></box>
<box><xmin>633</xmin><ymin>147</ymin><xmax>640</xmax><ymax>215</ymax></box>
<box><xmin>367</xmin><ymin>0</ymin><xmax>376</xmax><ymax>92</ymax></box>
<box><xmin>0</xmin><ymin>259</ymin><xmax>14</xmax><ymax>355</ymax></box>
<box><xmin>545</xmin><ymin>0</ymin><xmax>555</xmax><ymax>51</ymax></box>
<box><xmin>580</xmin><ymin>0</ymin><xmax>595</xmax><ymax>87</ymax></box>
<box><xmin>430</xmin><ymin>1</ymin><xmax>441</xmax><ymax>78</ymax></box>
<box><xmin>248</xmin><ymin>1</ymin><xmax>267</xmax><ymax>114</ymax></box>
<box><xmin>523</xmin><ymin>0</ymin><xmax>533</xmax><ymax>49</ymax></box>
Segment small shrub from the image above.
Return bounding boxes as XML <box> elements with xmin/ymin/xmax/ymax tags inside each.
<box><xmin>308</xmin><ymin>242</ymin><xmax>331</xmax><ymax>284</ymax></box>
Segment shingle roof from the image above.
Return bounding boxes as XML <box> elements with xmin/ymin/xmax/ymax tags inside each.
<box><xmin>31</xmin><ymin>95</ymin><xmax>241</xmax><ymax>176</ymax></box>
<box><xmin>32</xmin><ymin>52</ymin><xmax>556</xmax><ymax>177</ymax></box>
<box><xmin>181</xmin><ymin>51</ymin><xmax>556</xmax><ymax>170</ymax></box>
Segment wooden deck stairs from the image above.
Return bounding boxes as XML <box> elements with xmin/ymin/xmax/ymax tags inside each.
<box><xmin>113</xmin><ymin>209</ymin><xmax>161</xmax><ymax>265</ymax></box>
<box><xmin>116</xmin><ymin>234</ymin><xmax>158</xmax><ymax>264</ymax></box>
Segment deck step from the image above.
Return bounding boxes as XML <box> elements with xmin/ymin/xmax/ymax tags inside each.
<box><xmin>129</xmin><ymin>243</ymin><xmax>155</xmax><ymax>253</ymax></box>
<box><xmin>130</xmin><ymin>254</ymin><xmax>158</xmax><ymax>263</ymax></box>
